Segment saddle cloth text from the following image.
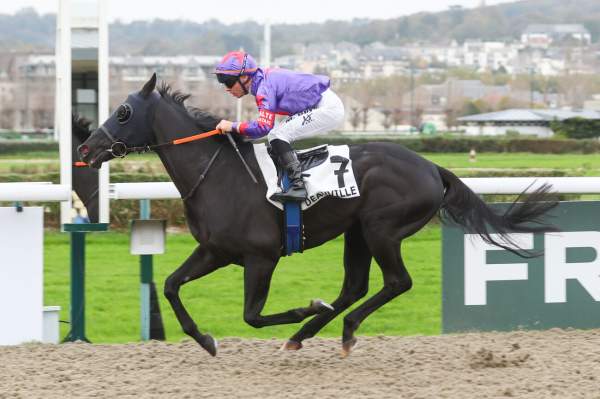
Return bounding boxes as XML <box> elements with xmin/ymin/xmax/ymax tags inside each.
<box><xmin>253</xmin><ymin>143</ymin><xmax>360</xmax><ymax>210</ymax></box>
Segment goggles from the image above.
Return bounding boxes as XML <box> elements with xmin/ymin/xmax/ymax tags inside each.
<box><xmin>216</xmin><ymin>54</ymin><xmax>249</xmax><ymax>89</ymax></box>
<box><xmin>216</xmin><ymin>73</ymin><xmax>239</xmax><ymax>89</ymax></box>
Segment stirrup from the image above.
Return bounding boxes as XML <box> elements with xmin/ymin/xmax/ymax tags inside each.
<box><xmin>270</xmin><ymin>186</ymin><xmax>307</xmax><ymax>202</ymax></box>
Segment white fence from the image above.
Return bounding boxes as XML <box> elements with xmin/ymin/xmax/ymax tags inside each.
<box><xmin>0</xmin><ymin>183</ymin><xmax>71</xmax><ymax>202</ymax></box>
<box><xmin>107</xmin><ymin>177</ymin><xmax>600</xmax><ymax>201</ymax></box>
<box><xmin>3</xmin><ymin>177</ymin><xmax>600</xmax><ymax>203</ymax></box>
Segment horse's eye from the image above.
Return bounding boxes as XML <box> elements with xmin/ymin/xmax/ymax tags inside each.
<box><xmin>117</xmin><ymin>103</ymin><xmax>133</xmax><ymax>124</ymax></box>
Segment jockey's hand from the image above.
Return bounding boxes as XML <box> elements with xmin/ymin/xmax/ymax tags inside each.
<box><xmin>216</xmin><ymin>120</ymin><xmax>234</xmax><ymax>134</ymax></box>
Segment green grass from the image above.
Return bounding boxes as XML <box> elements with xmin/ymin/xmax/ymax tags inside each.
<box><xmin>422</xmin><ymin>152</ymin><xmax>600</xmax><ymax>174</ymax></box>
<box><xmin>45</xmin><ymin>224</ymin><xmax>441</xmax><ymax>343</ymax></box>
<box><xmin>4</xmin><ymin>152</ymin><xmax>600</xmax><ymax>175</ymax></box>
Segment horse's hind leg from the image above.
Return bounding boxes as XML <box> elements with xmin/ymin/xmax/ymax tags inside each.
<box><xmin>282</xmin><ymin>222</ymin><xmax>372</xmax><ymax>350</ymax></box>
<box><xmin>341</xmin><ymin>235</ymin><xmax>413</xmax><ymax>357</ymax></box>
<box><xmin>242</xmin><ymin>255</ymin><xmax>333</xmax><ymax>328</ymax></box>
<box><xmin>164</xmin><ymin>245</ymin><xmax>231</xmax><ymax>356</ymax></box>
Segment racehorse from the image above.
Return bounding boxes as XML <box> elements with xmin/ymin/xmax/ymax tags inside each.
<box><xmin>72</xmin><ymin>114</ymin><xmax>99</xmax><ymax>223</ymax></box>
<box><xmin>78</xmin><ymin>74</ymin><xmax>558</xmax><ymax>357</ymax></box>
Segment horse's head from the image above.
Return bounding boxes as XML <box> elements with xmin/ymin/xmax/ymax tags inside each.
<box><xmin>78</xmin><ymin>73</ymin><xmax>159</xmax><ymax>168</ymax></box>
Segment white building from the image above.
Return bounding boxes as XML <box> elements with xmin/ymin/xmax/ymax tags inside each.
<box><xmin>521</xmin><ymin>24</ymin><xmax>592</xmax><ymax>48</ymax></box>
<box><xmin>461</xmin><ymin>40</ymin><xmax>520</xmax><ymax>73</ymax></box>
<box><xmin>584</xmin><ymin>95</ymin><xmax>600</xmax><ymax>111</ymax></box>
<box><xmin>458</xmin><ymin>108</ymin><xmax>600</xmax><ymax>137</ymax></box>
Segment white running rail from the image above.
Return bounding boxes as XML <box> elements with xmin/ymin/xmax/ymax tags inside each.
<box><xmin>107</xmin><ymin>177</ymin><xmax>600</xmax><ymax>200</ymax></box>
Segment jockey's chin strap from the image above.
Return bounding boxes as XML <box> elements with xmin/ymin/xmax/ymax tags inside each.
<box><xmin>237</xmin><ymin>53</ymin><xmax>250</xmax><ymax>96</ymax></box>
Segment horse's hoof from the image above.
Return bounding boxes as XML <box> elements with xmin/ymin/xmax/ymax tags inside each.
<box><xmin>280</xmin><ymin>340</ymin><xmax>303</xmax><ymax>351</ymax></box>
<box><xmin>341</xmin><ymin>337</ymin><xmax>357</xmax><ymax>358</ymax></box>
<box><xmin>200</xmin><ymin>334</ymin><xmax>218</xmax><ymax>357</ymax></box>
<box><xmin>311</xmin><ymin>299</ymin><xmax>334</xmax><ymax>312</ymax></box>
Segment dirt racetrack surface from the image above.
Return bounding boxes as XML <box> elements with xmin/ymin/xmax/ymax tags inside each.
<box><xmin>1</xmin><ymin>328</ymin><xmax>599</xmax><ymax>399</ymax></box>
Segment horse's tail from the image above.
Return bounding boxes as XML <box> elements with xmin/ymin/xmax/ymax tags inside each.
<box><xmin>437</xmin><ymin>166</ymin><xmax>559</xmax><ymax>258</ymax></box>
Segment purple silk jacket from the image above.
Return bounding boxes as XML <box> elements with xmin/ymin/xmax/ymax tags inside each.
<box><xmin>232</xmin><ymin>68</ymin><xmax>330</xmax><ymax>139</ymax></box>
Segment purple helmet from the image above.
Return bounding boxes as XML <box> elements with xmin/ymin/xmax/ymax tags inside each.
<box><xmin>214</xmin><ymin>51</ymin><xmax>258</xmax><ymax>76</ymax></box>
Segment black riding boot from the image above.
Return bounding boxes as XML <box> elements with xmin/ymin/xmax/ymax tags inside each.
<box><xmin>270</xmin><ymin>139</ymin><xmax>307</xmax><ymax>202</ymax></box>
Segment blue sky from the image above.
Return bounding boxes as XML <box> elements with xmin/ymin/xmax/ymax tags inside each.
<box><xmin>4</xmin><ymin>0</ymin><xmax>517</xmax><ymax>24</ymax></box>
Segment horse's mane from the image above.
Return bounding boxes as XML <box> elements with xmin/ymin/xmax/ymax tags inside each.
<box><xmin>156</xmin><ymin>81</ymin><xmax>225</xmax><ymax>131</ymax></box>
<box><xmin>157</xmin><ymin>82</ymin><xmax>250</xmax><ymax>145</ymax></box>
<box><xmin>72</xmin><ymin>114</ymin><xmax>92</xmax><ymax>143</ymax></box>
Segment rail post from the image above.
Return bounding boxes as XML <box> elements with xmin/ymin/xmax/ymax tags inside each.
<box><xmin>62</xmin><ymin>223</ymin><xmax>108</xmax><ymax>342</ymax></box>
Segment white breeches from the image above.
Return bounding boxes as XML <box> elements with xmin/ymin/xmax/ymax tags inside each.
<box><xmin>267</xmin><ymin>89</ymin><xmax>345</xmax><ymax>144</ymax></box>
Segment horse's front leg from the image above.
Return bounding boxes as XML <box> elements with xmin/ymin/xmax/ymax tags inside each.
<box><xmin>243</xmin><ymin>254</ymin><xmax>332</xmax><ymax>328</ymax></box>
<box><xmin>164</xmin><ymin>245</ymin><xmax>232</xmax><ymax>356</ymax></box>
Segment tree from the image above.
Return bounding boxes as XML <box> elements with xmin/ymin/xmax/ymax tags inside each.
<box><xmin>550</xmin><ymin>118</ymin><xmax>600</xmax><ymax>139</ymax></box>
<box><xmin>350</xmin><ymin>107</ymin><xmax>361</xmax><ymax>131</ymax></box>
<box><xmin>413</xmin><ymin>106</ymin><xmax>424</xmax><ymax>129</ymax></box>
<box><xmin>392</xmin><ymin>108</ymin><xmax>404</xmax><ymax>130</ymax></box>
<box><xmin>444</xmin><ymin>108</ymin><xmax>458</xmax><ymax>130</ymax></box>
<box><xmin>381</xmin><ymin>109</ymin><xmax>392</xmax><ymax>131</ymax></box>
<box><xmin>556</xmin><ymin>74</ymin><xmax>598</xmax><ymax>108</ymax></box>
<box><xmin>361</xmin><ymin>107</ymin><xmax>369</xmax><ymax>131</ymax></box>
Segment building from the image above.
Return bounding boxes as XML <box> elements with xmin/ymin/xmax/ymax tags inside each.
<box><xmin>458</xmin><ymin>108</ymin><xmax>600</xmax><ymax>137</ymax></box>
<box><xmin>0</xmin><ymin>54</ymin><xmax>55</xmax><ymax>131</ymax></box>
<box><xmin>583</xmin><ymin>95</ymin><xmax>600</xmax><ymax>111</ymax></box>
<box><xmin>0</xmin><ymin>54</ymin><xmax>221</xmax><ymax>132</ymax></box>
<box><xmin>521</xmin><ymin>24</ymin><xmax>592</xmax><ymax>48</ymax></box>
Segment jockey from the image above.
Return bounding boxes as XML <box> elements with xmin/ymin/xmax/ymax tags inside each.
<box><xmin>214</xmin><ymin>50</ymin><xmax>345</xmax><ymax>202</ymax></box>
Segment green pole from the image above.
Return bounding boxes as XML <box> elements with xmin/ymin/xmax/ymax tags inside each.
<box><xmin>140</xmin><ymin>199</ymin><xmax>153</xmax><ymax>341</ymax></box>
<box><xmin>68</xmin><ymin>231</ymin><xmax>89</xmax><ymax>342</ymax></box>
<box><xmin>62</xmin><ymin>223</ymin><xmax>108</xmax><ymax>343</ymax></box>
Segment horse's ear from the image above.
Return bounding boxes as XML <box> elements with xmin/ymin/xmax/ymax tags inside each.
<box><xmin>140</xmin><ymin>73</ymin><xmax>157</xmax><ymax>97</ymax></box>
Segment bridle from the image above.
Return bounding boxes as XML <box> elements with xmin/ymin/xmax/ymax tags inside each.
<box><xmin>86</xmin><ymin>120</ymin><xmax>257</xmax><ymax>201</ymax></box>
<box><xmin>97</xmin><ymin>123</ymin><xmax>222</xmax><ymax>158</ymax></box>
<box><xmin>94</xmin><ymin>124</ymin><xmax>226</xmax><ymax>201</ymax></box>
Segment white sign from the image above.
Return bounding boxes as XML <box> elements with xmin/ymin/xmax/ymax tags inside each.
<box><xmin>130</xmin><ymin>219</ymin><xmax>166</xmax><ymax>255</ymax></box>
<box><xmin>464</xmin><ymin>232</ymin><xmax>600</xmax><ymax>306</ymax></box>
<box><xmin>0</xmin><ymin>207</ymin><xmax>44</xmax><ymax>345</ymax></box>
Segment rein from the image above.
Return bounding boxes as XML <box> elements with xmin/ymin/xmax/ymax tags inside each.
<box><xmin>99</xmin><ymin>126</ymin><xmax>222</xmax><ymax>158</ymax></box>
<box><xmin>80</xmin><ymin>127</ymin><xmax>257</xmax><ymax>201</ymax></box>
<box><xmin>94</xmin><ymin>127</ymin><xmax>225</xmax><ymax>201</ymax></box>
<box><xmin>98</xmin><ymin>125</ymin><xmax>257</xmax><ymax>184</ymax></box>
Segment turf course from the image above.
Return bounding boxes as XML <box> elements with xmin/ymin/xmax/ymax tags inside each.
<box><xmin>44</xmin><ymin>225</ymin><xmax>441</xmax><ymax>343</ymax></box>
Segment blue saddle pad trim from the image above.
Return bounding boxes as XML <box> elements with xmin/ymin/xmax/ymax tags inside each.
<box><xmin>282</xmin><ymin>172</ymin><xmax>303</xmax><ymax>256</ymax></box>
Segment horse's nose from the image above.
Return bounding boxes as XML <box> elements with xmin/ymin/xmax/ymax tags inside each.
<box><xmin>77</xmin><ymin>144</ymin><xmax>90</xmax><ymax>159</ymax></box>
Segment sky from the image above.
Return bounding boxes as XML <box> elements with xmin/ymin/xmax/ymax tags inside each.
<box><xmin>3</xmin><ymin>0</ymin><xmax>518</xmax><ymax>24</ymax></box>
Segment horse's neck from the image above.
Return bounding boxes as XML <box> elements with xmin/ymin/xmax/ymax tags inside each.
<box><xmin>71</xmin><ymin>140</ymin><xmax>97</xmax><ymax>201</ymax></box>
<box><xmin>152</xmin><ymin>101</ymin><xmax>221</xmax><ymax>197</ymax></box>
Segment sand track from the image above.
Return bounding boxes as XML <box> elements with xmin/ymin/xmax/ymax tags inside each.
<box><xmin>1</xmin><ymin>328</ymin><xmax>600</xmax><ymax>398</ymax></box>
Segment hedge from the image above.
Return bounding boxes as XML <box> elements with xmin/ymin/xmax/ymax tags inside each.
<box><xmin>296</xmin><ymin>136</ymin><xmax>600</xmax><ymax>154</ymax></box>
<box><xmin>0</xmin><ymin>140</ymin><xmax>58</xmax><ymax>155</ymax></box>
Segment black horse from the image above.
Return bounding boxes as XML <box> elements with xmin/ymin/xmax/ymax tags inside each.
<box><xmin>72</xmin><ymin>114</ymin><xmax>99</xmax><ymax>223</ymax></box>
<box><xmin>78</xmin><ymin>74</ymin><xmax>557</xmax><ymax>357</ymax></box>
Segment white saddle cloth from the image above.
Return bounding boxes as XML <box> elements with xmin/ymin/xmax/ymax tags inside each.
<box><xmin>253</xmin><ymin>143</ymin><xmax>360</xmax><ymax>210</ymax></box>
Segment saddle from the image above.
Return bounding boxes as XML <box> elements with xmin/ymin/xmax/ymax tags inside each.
<box><xmin>268</xmin><ymin>144</ymin><xmax>329</xmax><ymax>176</ymax></box>
<box><xmin>297</xmin><ymin>145</ymin><xmax>329</xmax><ymax>171</ymax></box>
